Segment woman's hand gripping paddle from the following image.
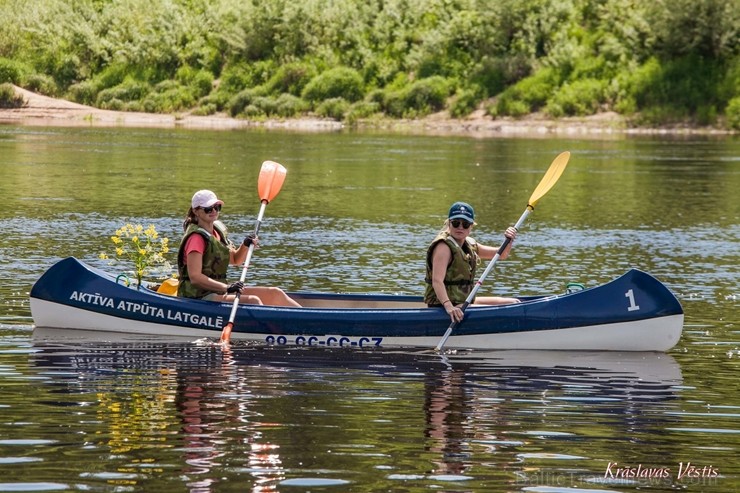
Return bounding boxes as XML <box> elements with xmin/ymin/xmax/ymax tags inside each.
<box><xmin>220</xmin><ymin>160</ymin><xmax>287</xmax><ymax>344</ymax></box>
<box><xmin>434</xmin><ymin>151</ymin><xmax>571</xmax><ymax>352</ymax></box>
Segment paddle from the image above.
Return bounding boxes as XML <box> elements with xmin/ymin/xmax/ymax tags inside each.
<box><xmin>220</xmin><ymin>160</ymin><xmax>287</xmax><ymax>344</ymax></box>
<box><xmin>434</xmin><ymin>151</ymin><xmax>571</xmax><ymax>352</ymax></box>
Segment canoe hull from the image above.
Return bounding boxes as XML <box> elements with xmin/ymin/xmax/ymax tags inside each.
<box><xmin>30</xmin><ymin>257</ymin><xmax>684</xmax><ymax>351</ymax></box>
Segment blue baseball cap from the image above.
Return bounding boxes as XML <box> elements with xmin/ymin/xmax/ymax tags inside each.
<box><xmin>448</xmin><ymin>201</ymin><xmax>475</xmax><ymax>222</ymax></box>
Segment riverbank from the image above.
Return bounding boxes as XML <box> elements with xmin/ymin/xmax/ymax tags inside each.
<box><xmin>1</xmin><ymin>85</ymin><xmax>734</xmax><ymax>139</ymax></box>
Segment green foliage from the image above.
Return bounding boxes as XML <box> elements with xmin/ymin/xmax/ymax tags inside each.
<box><xmin>176</xmin><ymin>66</ymin><xmax>214</xmax><ymax>99</ymax></box>
<box><xmin>275</xmin><ymin>93</ymin><xmax>310</xmax><ymax>117</ymax></box>
<box><xmin>495</xmin><ymin>67</ymin><xmax>562</xmax><ymax>116</ymax></box>
<box><xmin>449</xmin><ymin>88</ymin><xmax>483</xmax><ymax>118</ymax></box>
<box><xmin>345</xmin><ymin>101</ymin><xmax>381</xmax><ymax>124</ymax></box>
<box><xmin>227</xmin><ymin>87</ymin><xmax>269</xmax><ymax>117</ymax></box>
<box><xmin>25</xmin><ymin>74</ymin><xmax>58</xmax><ymax>96</ymax></box>
<box><xmin>316</xmin><ymin>97</ymin><xmax>350</xmax><ymax>120</ymax></box>
<box><xmin>382</xmin><ymin>76</ymin><xmax>451</xmax><ymax>117</ymax></box>
<box><xmin>404</xmin><ymin>76</ymin><xmax>451</xmax><ymax>115</ymax></box>
<box><xmin>0</xmin><ymin>83</ymin><xmax>25</xmax><ymax>108</ymax></box>
<box><xmin>96</xmin><ymin>78</ymin><xmax>151</xmax><ymax>107</ymax></box>
<box><xmin>726</xmin><ymin>97</ymin><xmax>740</xmax><ymax>129</ymax></box>
<box><xmin>265</xmin><ymin>62</ymin><xmax>318</xmax><ymax>96</ymax></box>
<box><xmin>190</xmin><ymin>103</ymin><xmax>218</xmax><ymax>116</ymax></box>
<box><xmin>141</xmin><ymin>81</ymin><xmax>195</xmax><ymax>113</ymax></box>
<box><xmin>302</xmin><ymin>67</ymin><xmax>364</xmax><ymax>102</ymax></box>
<box><xmin>646</xmin><ymin>0</ymin><xmax>739</xmax><ymax>59</ymax></box>
<box><xmin>0</xmin><ymin>0</ymin><xmax>736</xmax><ymax>128</ymax></box>
<box><xmin>68</xmin><ymin>81</ymin><xmax>98</xmax><ymax>105</ymax></box>
<box><xmin>0</xmin><ymin>57</ymin><xmax>30</xmax><ymax>84</ymax></box>
<box><xmin>545</xmin><ymin>78</ymin><xmax>607</xmax><ymax>117</ymax></box>
<box><xmin>615</xmin><ymin>55</ymin><xmax>733</xmax><ymax>122</ymax></box>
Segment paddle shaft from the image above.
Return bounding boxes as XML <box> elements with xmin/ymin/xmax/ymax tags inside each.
<box><xmin>434</xmin><ymin>207</ymin><xmax>532</xmax><ymax>351</ymax></box>
<box><xmin>226</xmin><ymin>200</ymin><xmax>267</xmax><ymax>324</ymax></box>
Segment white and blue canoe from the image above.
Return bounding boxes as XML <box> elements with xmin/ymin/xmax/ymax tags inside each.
<box><xmin>30</xmin><ymin>257</ymin><xmax>684</xmax><ymax>351</ymax></box>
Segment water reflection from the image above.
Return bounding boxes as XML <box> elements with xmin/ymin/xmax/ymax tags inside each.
<box><xmin>24</xmin><ymin>331</ymin><xmax>686</xmax><ymax>490</ymax></box>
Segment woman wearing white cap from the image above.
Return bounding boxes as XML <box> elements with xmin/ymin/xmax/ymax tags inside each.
<box><xmin>176</xmin><ymin>189</ymin><xmax>300</xmax><ymax>307</ymax></box>
<box><xmin>424</xmin><ymin>201</ymin><xmax>520</xmax><ymax>323</ymax></box>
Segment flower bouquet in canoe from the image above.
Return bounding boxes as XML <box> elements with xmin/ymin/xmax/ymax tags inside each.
<box><xmin>99</xmin><ymin>223</ymin><xmax>174</xmax><ymax>290</ymax></box>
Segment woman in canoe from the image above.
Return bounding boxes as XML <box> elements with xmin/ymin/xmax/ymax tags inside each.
<box><xmin>425</xmin><ymin>201</ymin><xmax>520</xmax><ymax>322</ymax></box>
<box><xmin>176</xmin><ymin>189</ymin><xmax>300</xmax><ymax>307</ymax></box>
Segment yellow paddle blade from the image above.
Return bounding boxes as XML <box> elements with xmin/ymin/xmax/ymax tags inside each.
<box><xmin>528</xmin><ymin>151</ymin><xmax>570</xmax><ymax>208</ymax></box>
<box><xmin>257</xmin><ymin>160</ymin><xmax>288</xmax><ymax>203</ymax></box>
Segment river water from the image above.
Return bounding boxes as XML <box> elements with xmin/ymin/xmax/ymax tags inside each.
<box><xmin>0</xmin><ymin>124</ymin><xmax>738</xmax><ymax>492</ymax></box>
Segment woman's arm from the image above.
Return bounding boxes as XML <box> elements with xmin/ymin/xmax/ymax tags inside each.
<box><xmin>477</xmin><ymin>227</ymin><xmax>517</xmax><ymax>260</ymax></box>
<box><xmin>430</xmin><ymin>243</ymin><xmax>453</xmax><ymax>304</ymax></box>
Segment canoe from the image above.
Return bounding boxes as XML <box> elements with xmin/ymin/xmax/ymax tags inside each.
<box><xmin>29</xmin><ymin>257</ymin><xmax>684</xmax><ymax>351</ymax></box>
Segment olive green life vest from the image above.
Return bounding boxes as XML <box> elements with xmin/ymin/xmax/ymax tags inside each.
<box><xmin>424</xmin><ymin>232</ymin><xmax>479</xmax><ymax>306</ymax></box>
<box><xmin>176</xmin><ymin>223</ymin><xmax>232</xmax><ymax>299</ymax></box>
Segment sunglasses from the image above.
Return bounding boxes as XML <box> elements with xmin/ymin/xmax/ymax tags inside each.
<box><xmin>450</xmin><ymin>219</ymin><xmax>472</xmax><ymax>229</ymax></box>
<box><xmin>199</xmin><ymin>204</ymin><xmax>222</xmax><ymax>214</ymax></box>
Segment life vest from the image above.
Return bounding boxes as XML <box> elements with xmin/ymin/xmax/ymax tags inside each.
<box><xmin>424</xmin><ymin>232</ymin><xmax>479</xmax><ymax>306</ymax></box>
<box><xmin>176</xmin><ymin>223</ymin><xmax>232</xmax><ymax>299</ymax></box>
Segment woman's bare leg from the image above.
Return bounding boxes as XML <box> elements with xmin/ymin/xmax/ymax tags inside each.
<box><xmin>243</xmin><ymin>286</ymin><xmax>301</xmax><ymax>307</ymax></box>
<box><xmin>473</xmin><ymin>296</ymin><xmax>521</xmax><ymax>306</ymax></box>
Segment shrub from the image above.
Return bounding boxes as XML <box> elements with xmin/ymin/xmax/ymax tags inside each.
<box><xmin>251</xmin><ymin>96</ymin><xmax>279</xmax><ymax>116</ymax></box>
<box><xmin>199</xmin><ymin>91</ymin><xmax>231</xmax><ymax>111</ymax></box>
<box><xmin>96</xmin><ymin>78</ymin><xmax>151</xmax><ymax>106</ymax></box>
<box><xmin>92</xmin><ymin>63</ymin><xmax>131</xmax><ymax>91</ymax></box>
<box><xmin>695</xmin><ymin>104</ymin><xmax>718</xmax><ymax>126</ymax></box>
<box><xmin>228</xmin><ymin>87</ymin><xmax>268</xmax><ymax>116</ymax></box>
<box><xmin>495</xmin><ymin>67</ymin><xmax>561</xmax><ymax>116</ymax></box>
<box><xmin>176</xmin><ymin>66</ymin><xmax>214</xmax><ymax>98</ymax></box>
<box><xmin>345</xmin><ymin>101</ymin><xmax>381</xmax><ymax>123</ymax></box>
<box><xmin>141</xmin><ymin>82</ymin><xmax>195</xmax><ymax>112</ymax></box>
<box><xmin>242</xmin><ymin>104</ymin><xmax>265</xmax><ymax>118</ymax></box>
<box><xmin>67</xmin><ymin>81</ymin><xmax>98</xmax><ymax>105</ymax></box>
<box><xmin>0</xmin><ymin>83</ymin><xmax>25</xmax><ymax>108</ymax></box>
<box><xmin>218</xmin><ymin>63</ymin><xmax>252</xmax><ymax>95</ymax></box>
<box><xmin>403</xmin><ymin>76</ymin><xmax>451</xmax><ymax>116</ymax></box>
<box><xmin>100</xmin><ymin>98</ymin><xmax>125</xmax><ymax>111</ymax></box>
<box><xmin>0</xmin><ymin>58</ymin><xmax>29</xmax><ymax>84</ymax></box>
<box><xmin>219</xmin><ymin>60</ymin><xmax>276</xmax><ymax>96</ymax></box>
<box><xmin>275</xmin><ymin>93</ymin><xmax>309</xmax><ymax>117</ymax></box>
<box><xmin>266</xmin><ymin>62</ymin><xmax>317</xmax><ymax>96</ymax></box>
<box><xmin>487</xmin><ymin>98</ymin><xmax>529</xmax><ymax>118</ymax></box>
<box><xmin>302</xmin><ymin>67</ymin><xmax>364</xmax><ymax>102</ymax></box>
<box><xmin>381</xmin><ymin>89</ymin><xmax>407</xmax><ymax>117</ymax></box>
<box><xmin>316</xmin><ymin>97</ymin><xmax>350</xmax><ymax>120</ymax></box>
<box><xmin>449</xmin><ymin>88</ymin><xmax>482</xmax><ymax>118</ymax></box>
<box><xmin>726</xmin><ymin>97</ymin><xmax>740</xmax><ymax>130</ymax></box>
<box><xmin>545</xmin><ymin>78</ymin><xmax>607</xmax><ymax>117</ymax></box>
<box><xmin>469</xmin><ymin>58</ymin><xmax>508</xmax><ymax>97</ymax></box>
<box><xmin>25</xmin><ymin>74</ymin><xmax>58</xmax><ymax>96</ymax></box>
<box><xmin>190</xmin><ymin>103</ymin><xmax>218</xmax><ymax>116</ymax></box>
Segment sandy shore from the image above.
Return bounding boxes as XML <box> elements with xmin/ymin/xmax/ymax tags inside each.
<box><xmin>1</xmin><ymin>85</ymin><xmax>733</xmax><ymax>138</ymax></box>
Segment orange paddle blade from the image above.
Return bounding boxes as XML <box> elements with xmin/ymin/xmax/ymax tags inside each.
<box><xmin>257</xmin><ymin>160</ymin><xmax>287</xmax><ymax>203</ymax></box>
<box><xmin>528</xmin><ymin>151</ymin><xmax>570</xmax><ymax>208</ymax></box>
<box><xmin>220</xmin><ymin>322</ymin><xmax>233</xmax><ymax>344</ymax></box>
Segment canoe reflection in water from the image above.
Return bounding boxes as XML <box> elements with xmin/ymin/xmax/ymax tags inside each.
<box><xmin>30</xmin><ymin>331</ymin><xmax>684</xmax><ymax>490</ymax></box>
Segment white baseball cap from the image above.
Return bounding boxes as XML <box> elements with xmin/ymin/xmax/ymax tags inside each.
<box><xmin>191</xmin><ymin>190</ymin><xmax>224</xmax><ymax>209</ymax></box>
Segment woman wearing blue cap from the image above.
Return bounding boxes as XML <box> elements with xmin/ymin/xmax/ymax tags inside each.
<box><xmin>424</xmin><ymin>201</ymin><xmax>520</xmax><ymax>323</ymax></box>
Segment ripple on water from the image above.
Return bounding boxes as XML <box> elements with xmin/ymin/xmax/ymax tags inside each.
<box><xmin>0</xmin><ymin>483</ymin><xmax>69</xmax><ymax>492</ymax></box>
<box><xmin>279</xmin><ymin>478</ymin><xmax>351</xmax><ymax>487</ymax></box>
